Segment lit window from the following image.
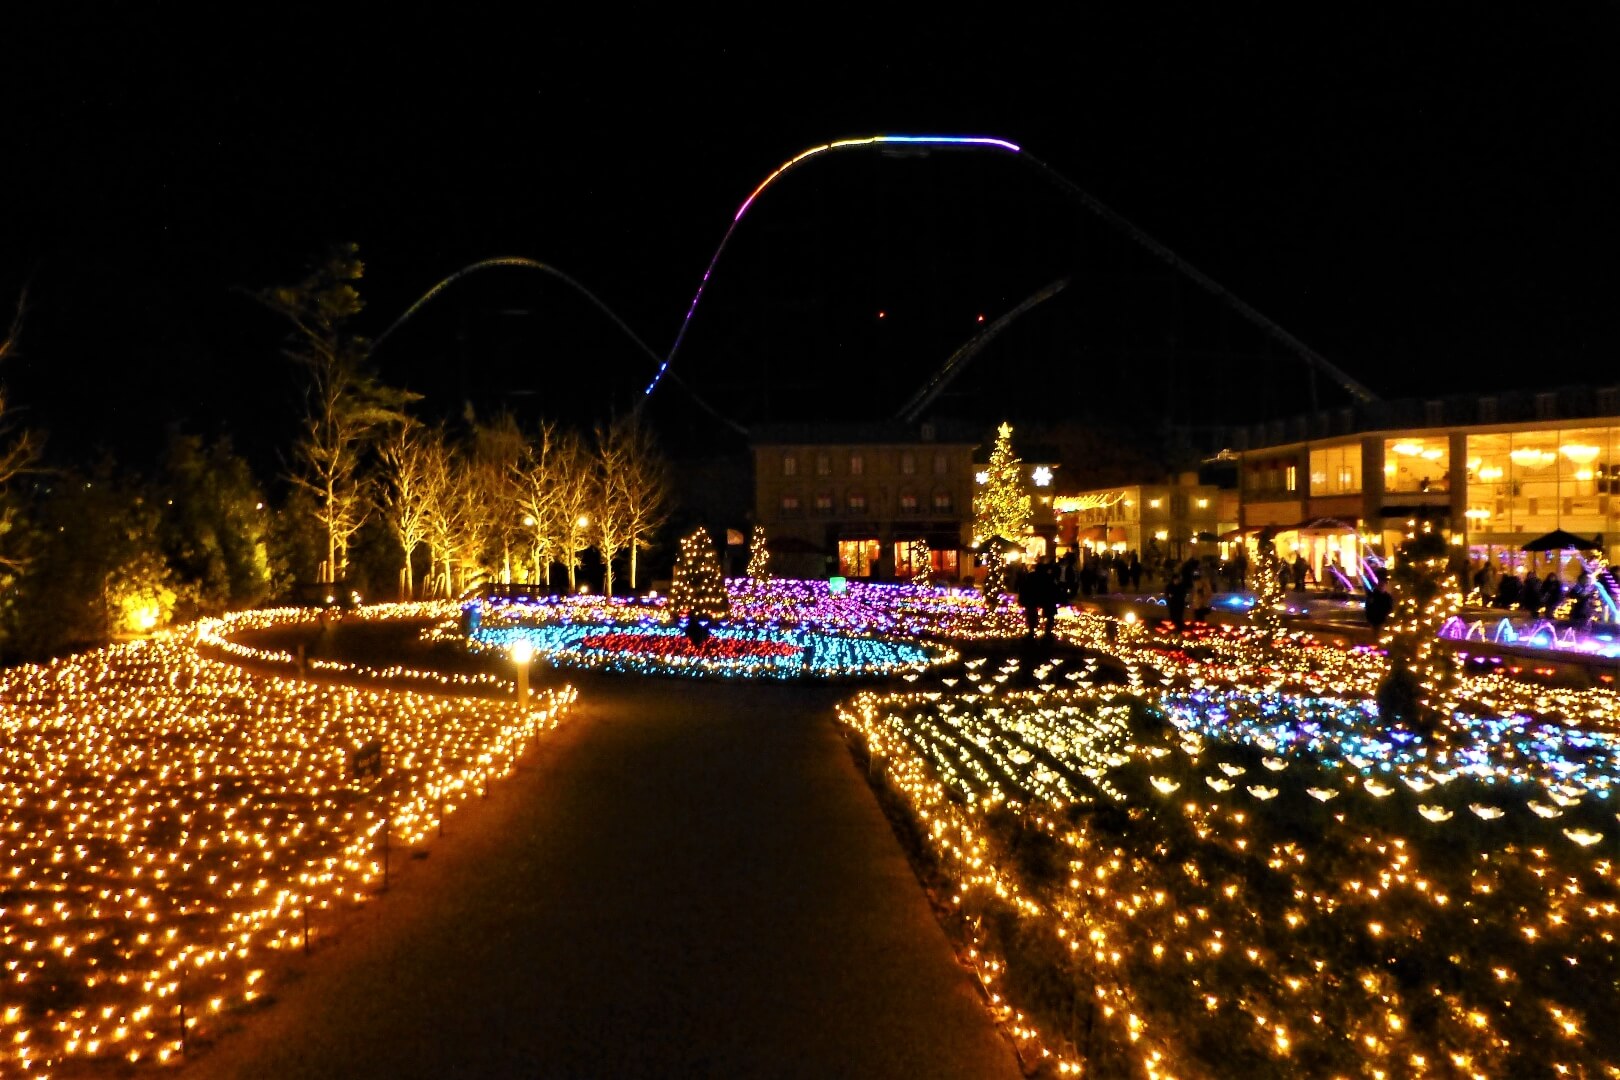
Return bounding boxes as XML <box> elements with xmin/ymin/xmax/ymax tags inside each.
<box><xmin>815</xmin><ymin>454</ymin><xmax>831</xmax><ymax>476</ymax></box>
<box><xmin>780</xmin><ymin>494</ymin><xmax>800</xmax><ymax>515</ymax></box>
<box><xmin>850</xmin><ymin>453</ymin><xmax>864</xmax><ymax>476</ymax></box>
<box><xmin>838</xmin><ymin>538</ymin><xmax>879</xmax><ymax>577</ymax></box>
<box><xmin>847</xmin><ymin>493</ymin><xmax>867</xmax><ymax>513</ymax></box>
<box><xmin>815</xmin><ymin>493</ymin><xmax>833</xmax><ymax>515</ymax></box>
<box><xmin>901</xmin><ymin>452</ymin><xmax>916</xmax><ymax>475</ymax></box>
<box><xmin>782</xmin><ymin>454</ymin><xmax>798</xmax><ymax>477</ymax></box>
<box><xmin>899</xmin><ymin>493</ymin><xmax>918</xmax><ymax>513</ymax></box>
<box><xmin>933</xmin><ymin>453</ymin><xmax>948</xmax><ymax>475</ymax></box>
<box><xmin>933</xmin><ymin>491</ymin><xmax>953</xmax><ymax>512</ymax></box>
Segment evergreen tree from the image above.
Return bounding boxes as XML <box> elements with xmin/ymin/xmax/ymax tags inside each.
<box><xmin>747</xmin><ymin>525</ymin><xmax>770</xmax><ymax>580</ymax></box>
<box><xmin>155</xmin><ymin>433</ymin><xmax>272</xmax><ymax>616</ymax></box>
<box><xmin>909</xmin><ymin>538</ymin><xmax>933</xmax><ymax>587</ymax></box>
<box><xmin>669</xmin><ymin>527</ymin><xmax>729</xmax><ymax>622</ymax></box>
<box><xmin>973</xmin><ymin>422</ymin><xmax>1031</xmax><ymax>608</ymax></box>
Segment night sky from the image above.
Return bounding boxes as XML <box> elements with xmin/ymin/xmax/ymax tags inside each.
<box><xmin>10</xmin><ymin>9</ymin><xmax>1619</xmax><ymax>472</ymax></box>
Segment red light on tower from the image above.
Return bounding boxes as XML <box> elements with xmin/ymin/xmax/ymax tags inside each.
<box><xmin>877</xmin><ymin>311</ymin><xmax>886</xmax><ymax>319</ymax></box>
<box><xmin>976</xmin><ymin>314</ymin><xmax>985</xmax><ymax>323</ymax></box>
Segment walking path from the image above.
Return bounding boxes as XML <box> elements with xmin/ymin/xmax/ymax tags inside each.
<box><xmin>181</xmin><ymin>672</ymin><xmax>1020</xmax><ymax>1079</ymax></box>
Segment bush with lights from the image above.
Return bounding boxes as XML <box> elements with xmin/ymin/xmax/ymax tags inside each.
<box><xmin>841</xmin><ymin>652</ymin><xmax>1620</xmax><ymax>1077</ymax></box>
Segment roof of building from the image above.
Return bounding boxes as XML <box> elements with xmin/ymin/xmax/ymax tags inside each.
<box><xmin>749</xmin><ymin>419</ymin><xmax>984</xmax><ymax>446</ymax></box>
<box><xmin>1227</xmin><ymin>384</ymin><xmax>1620</xmax><ymax>452</ymax></box>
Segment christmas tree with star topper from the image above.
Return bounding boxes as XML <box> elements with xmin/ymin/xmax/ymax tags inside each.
<box><xmin>973</xmin><ymin>422</ymin><xmax>1031</xmax><ymax>607</ymax></box>
<box><xmin>670</xmin><ymin>527</ymin><xmax>730</xmax><ymax>622</ymax></box>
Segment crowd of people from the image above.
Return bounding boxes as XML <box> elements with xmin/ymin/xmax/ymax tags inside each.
<box><xmin>1010</xmin><ymin>547</ymin><xmax>1232</xmax><ymax>637</ymax></box>
<box><xmin>1474</xmin><ymin>561</ymin><xmax>1604</xmax><ymax>627</ymax></box>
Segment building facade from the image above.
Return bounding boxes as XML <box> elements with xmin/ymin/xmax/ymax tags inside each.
<box><xmin>1230</xmin><ymin>387</ymin><xmax>1620</xmax><ymax>584</ymax></box>
<box><xmin>1052</xmin><ymin>476</ymin><xmax>1238</xmax><ymax>565</ymax></box>
<box><xmin>751</xmin><ymin>422</ymin><xmax>981</xmax><ymax>582</ymax></box>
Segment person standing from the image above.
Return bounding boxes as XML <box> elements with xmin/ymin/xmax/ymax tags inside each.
<box><xmin>1165</xmin><ymin>570</ymin><xmax>1189</xmax><ymax>632</ymax></box>
<box><xmin>1540</xmin><ymin>571</ymin><xmax>1565</xmax><ymax>618</ymax></box>
<box><xmin>1291</xmin><ymin>553</ymin><xmax>1308</xmax><ymax>592</ymax></box>
<box><xmin>1365</xmin><ymin>570</ymin><xmax>1394</xmax><ymax>628</ymax></box>
<box><xmin>1190</xmin><ymin>570</ymin><xmax>1214</xmax><ymax>625</ymax></box>
<box><xmin>1039</xmin><ymin>562</ymin><xmax>1060</xmax><ymax>638</ymax></box>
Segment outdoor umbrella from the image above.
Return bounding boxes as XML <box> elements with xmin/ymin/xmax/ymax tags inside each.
<box><xmin>1521</xmin><ymin>530</ymin><xmax>1601</xmax><ymax>553</ymax></box>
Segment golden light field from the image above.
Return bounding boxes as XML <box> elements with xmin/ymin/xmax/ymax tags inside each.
<box><xmin>0</xmin><ymin>628</ymin><xmax>572</xmax><ymax>1074</ymax></box>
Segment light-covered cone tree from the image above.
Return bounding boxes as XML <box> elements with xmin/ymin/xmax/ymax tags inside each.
<box><xmin>973</xmin><ymin>422</ymin><xmax>1031</xmax><ymax>609</ymax></box>
<box><xmin>909</xmin><ymin>538</ymin><xmax>933</xmax><ymax>588</ymax></box>
<box><xmin>1376</xmin><ymin>526</ymin><xmax>1465</xmax><ymax>740</ymax></box>
<box><xmin>1251</xmin><ymin>531</ymin><xmax>1288</xmax><ymax>640</ymax></box>
<box><xmin>747</xmin><ymin>525</ymin><xmax>770</xmax><ymax>580</ymax></box>
<box><xmin>669</xmin><ymin>527</ymin><xmax>730</xmax><ymax>622</ymax></box>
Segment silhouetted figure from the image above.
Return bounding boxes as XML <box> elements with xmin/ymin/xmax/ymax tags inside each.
<box><xmin>683</xmin><ymin>616</ymin><xmax>713</xmax><ymax>648</ymax></box>
<box><xmin>1365</xmin><ymin>572</ymin><xmax>1394</xmax><ymax>629</ymax></box>
<box><xmin>1540</xmin><ymin>572</ymin><xmax>1565</xmax><ymax>618</ymax></box>
<box><xmin>1291</xmin><ymin>554</ymin><xmax>1308</xmax><ymax>592</ymax></box>
<box><xmin>1494</xmin><ymin>572</ymin><xmax>1521</xmax><ymax>610</ymax></box>
<box><xmin>1165</xmin><ymin>571</ymin><xmax>1189</xmax><ymax>632</ymax></box>
<box><xmin>1190</xmin><ymin>572</ymin><xmax>1213</xmax><ymax>624</ymax></box>
<box><xmin>1518</xmin><ymin>572</ymin><xmax>1542</xmax><ymax>615</ymax></box>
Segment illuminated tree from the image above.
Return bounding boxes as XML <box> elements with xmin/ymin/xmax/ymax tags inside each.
<box><xmin>469</xmin><ymin>411</ymin><xmax>527</xmax><ymax>585</ymax></box>
<box><xmin>747</xmin><ymin>525</ymin><xmax>770</xmax><ymax>580</ymax></box>
<box><xmin>416</xmin><ymin>425</ymin><xmax>463</xmax><ymax>597</ymax></box>
<box><xmin>260</xmin><ymin>244</ymin><xmax>417</xmax><ymax>584</ymax></box>
<box><xmin>669</xmin><ymin>527</ymin><xmax>729</xmax><ymax>622</ymax></box>
<box><xmin>909</xmin><ymin>538</ymin><xmax>933</xmax><ymax>587</ymax></box>
<box><xmin>377</xmin><ymin>422</ymin><xmax>434</xmax><ymax>598</ymax></box>
<box><xmin>1251</xmin><ymin>530</ymin><xmax>1288</xmax><ymax>640</ymax></box>
<box><xmin>551</xmin><ymin>429</ymin><xmax>594</xmax><ymax>593</ymax></box>
<box><xmin>514</xmin><ymin>419</ymin><xmax>562</xmax><ymax>589</ymax></box>
<box><xmin>1377</xmin><ymin>527</ymin><xmax>1465</xmax><ymax>736</ymax></box>
<box><xmin>591</xmin><ymin>420</ymin><xmax>634</xmax><ymax>597</ymax></box>
<box><xmin>973</xmin><ymin>422</ymin><xmax>1030</xmax><ymax>608</ymax></box>
<box><xmin>610</xmin><ymin>416</ymin><xmax>670</xmax><ymax>592</ymax></box>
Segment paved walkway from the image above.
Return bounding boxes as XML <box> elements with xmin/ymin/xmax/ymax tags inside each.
<box><xmin>181</xmin><ymin>673</ymin><xmax>1020</xmax><ymax>1079</ymax></box>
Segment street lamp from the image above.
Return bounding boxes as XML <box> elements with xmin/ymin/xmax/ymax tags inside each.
<box><xmin>511</xmin><ymin>639</ymin><xmax>533</xmax><ymax>709</ymax></box>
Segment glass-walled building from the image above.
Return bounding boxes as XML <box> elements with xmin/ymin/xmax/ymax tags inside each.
<box><xmin>1232</xmin><ymin>388</ymin><xmax>1620</xmax><ymax>587</ymax></box>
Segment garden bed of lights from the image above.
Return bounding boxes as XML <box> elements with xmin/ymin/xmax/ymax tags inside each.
<box><xmin>841</xmin><ymin>654</ymin><xmax>1620</xmax><ymax>1077</ymax></box>
<box><xmin>451</xmin><ymin>579</ymin><xmax>1007</xmax><ymax>680</ymax></box>
<box><xmin>0</xmin><ymin>629</ymin><xmax>573</xmax><ymax>1073</ymax></box>
<box><xmin>467</xmin><ymin>619</ymin><xmax>953</xmax><ymax>680</ymax></box>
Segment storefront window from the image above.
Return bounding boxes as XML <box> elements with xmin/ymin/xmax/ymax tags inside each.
<box><xmin>838</xmin><ymin>539</ymin><xmax>879</xmax><ymax>577</ymax></box>
<box><xmin>1309</xmin><ymin>444</ymin><xmax>1362</xmax><ymax>495</ymax></box>
<box><xmin>1384</xmin><ymin>437</ymin><xmax>1449</xmax><ymax>493</ymax></box>
<box><xmin>1466</xmin><ymin>426</ymin><xmax>1619</xmax><ymax>541</ymax></box>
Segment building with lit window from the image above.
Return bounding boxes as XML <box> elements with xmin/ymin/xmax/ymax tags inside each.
<box><xmin>751</xmin><ymin>422</ymin><xmax>981</xmax><ymax>582</ymax></box>
<box><xmin>1229</xmin><ymin>386</ymin><xmax>1620</xmax><ymax>583</ymax></box>
<box><xmin>1051</xmin><ymin>476</ymin><xmax>1237</xmax><ymax>564</ymax></box>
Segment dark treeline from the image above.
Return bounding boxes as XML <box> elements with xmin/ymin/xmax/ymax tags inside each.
<box><xmin>0</xmin><ymin>245</ymin><xmax>674</xmax><ymax>663</ymax></box>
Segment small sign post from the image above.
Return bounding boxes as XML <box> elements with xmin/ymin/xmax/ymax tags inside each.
<box><xmin>352</xmin><ymin>740</ymin><xmax>383</xmax><ymax>780</ymax></box>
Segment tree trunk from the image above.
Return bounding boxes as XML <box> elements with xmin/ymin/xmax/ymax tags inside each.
<box><xmin>630</xmin><ymin>543</ymin><xmax>638</xmax><ymax>594</ymax></box>
<box><xmin>603</xmin><ymin>552</ymin><xmax>614</xmax><ymax>598</ymax></box>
